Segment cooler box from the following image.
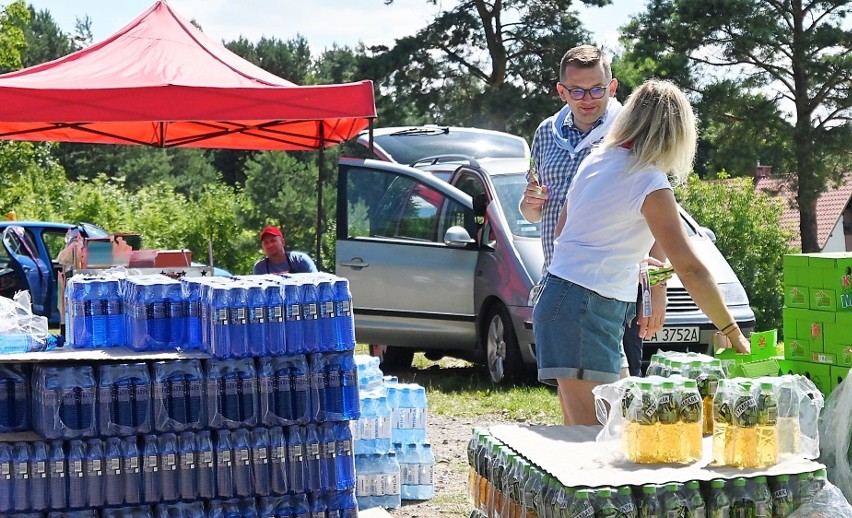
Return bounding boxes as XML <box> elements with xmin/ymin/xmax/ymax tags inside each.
<box><xmin>155</xmin><ymin>249</ymin><xmax>192</xmax><ymax>267</ymax></box>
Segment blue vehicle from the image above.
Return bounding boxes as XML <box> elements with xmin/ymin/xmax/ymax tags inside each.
<box><xmin>1</xmin><ymin>220</ymin><xmax>230</xmax><ymax>326</ymax></box>
<box><xmin>0</xmin><ymin>221</ymin><xmax>108</xmax><ymax>325</ymax></box>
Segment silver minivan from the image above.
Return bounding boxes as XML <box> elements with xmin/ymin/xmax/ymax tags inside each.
<box><xmin>337</xmin><ymin>127</ymin><xmax>756</xmax><ymax>383</ymax></box>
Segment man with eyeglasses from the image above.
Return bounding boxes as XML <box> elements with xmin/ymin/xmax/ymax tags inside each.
<box><xmin>521</xmin><ymin>46</ymin><xmax>667</xmax><ymax>406</ymax></box>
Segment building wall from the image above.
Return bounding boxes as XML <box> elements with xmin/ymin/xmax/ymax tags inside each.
<box><xmin>823</xmin><ymin>220</ymin><xmax>847</xmax><ymax>252</ymax></box>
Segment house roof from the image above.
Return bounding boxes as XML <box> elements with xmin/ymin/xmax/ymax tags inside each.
<box><xmin>755</xmin><ymin>173</ymin><xmax>852</xmax><ymax>251</ymax></box>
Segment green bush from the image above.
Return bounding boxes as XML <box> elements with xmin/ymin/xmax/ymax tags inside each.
<box><xmin>675</xmin><ymin>174</ymin><xmax>796</xmax><ymax>332</ymax></box>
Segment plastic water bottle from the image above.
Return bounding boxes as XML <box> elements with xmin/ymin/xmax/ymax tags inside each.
<box><xmin>158</xmin><ymin>433</ymin><xmax>178</xmax><ymax>503</ymax></box>
<box><xmin>355</xmin><ymin>453</ymin><xmax>378</xmax><ymax>510</ymax></box>
<box><xmin>12</xmin><ymin>442</ymin><xmax>30</xmax><ymax>512</ymax></box>
<box><xmin>67</xmin><ymin>439</ymin><xmax>87</xmax><ymax>509</ymax></box>
<box><xmin>258</xmin><ymin>359</ymin><xmax>276</xmax><ymax>426</ymax></box>
<box><xmin>247</xmin><ymin>283</ymin><xmax>268</xmax><ymax>356</ymax></box>
<box><xmin>121</xmin><ymin>436</ymin><xmax>141</xmax><ymax>506</ymax></box>
<box><xmin>0</xmin><ymin>443</ymin><xmax>11</xmax><ymax>514</ymax></box>
<box><xmin>211</xmin><ymin>285</ymin><xmax>230</xmax><ymax>358</ymax></box>
<box><xmin>338</xmin><ymin>489</ymin><xmax>358</xmax><ymax>518</ymax></box>
<box><xmin>175</xmin><ymin>432</ymin><xmax>197</xmax><ymax>502</ymax></box>
<box><xmin>237</xmin><ymin>358</ymin><xmax>258</xmax><ymax>426</ymax></box>
<box><xmin>320</xmin><ymin>422</ymin><xmax>337</xmax><ymax>492</ymax></box>
<box><xmin>250</xmin><ymin>427</ymin><xmax>271</xmax><ymax>497</ymax></box>
<box><xmin>340</xmin><ymin>353</ymin><xmax>361</xmax><ymax>420</ymax></box>
<box><xmin>69</xmin><ymin>278</ymin><xmax>91</xmax><ymax>348</ymax></box>
<box><xmin>231</xmin><ymin>428</ymin><xmax>253</xmax><ymax>498</ymax></box>
<box><xmin>304</xmin><ymin>423</ymin><xmax>322</xmax><ymax>493</ymax></box>
<box><xmin>103</xmin><ymin>437</ymin><xmax>124</xmax><ymax>507</ymax></box>
<box><xmin>335</xmin><ymin>421</ymin><xmax>356</xmax><ymax>491</ymax></box>
<box><xmin>410</xmin><ymin>385</ymin><xmax>428</xmax><ymax>444</ymax></box>
<box><xmin>317</xmin><ymin>278</ymin><xmax>336</xmax><ymax>352</ymax></box>
<box><xmin>291</xmin><ymin>355</ymin><xmax>310</xmax><ymax>425</ymax></box>
<box><xmin>309</xmin><ymin>354</ymin><xmax>327</xmax><ymax>422</ymax></box>
<box><xmin>84</xmin><ymin>438</ymin><xmax>105</xmax><ymax>508</ymax></box>
<box><xmin>383</xmin><ymin>451</ymin><xmax>402</xmax><ymax>509</ymax></box>
<box><xmin>309</xmin><ymin>490</ymin><xmax>328</xmax><ymax>518</ymax></box>
<box><xmin>416</xmin><ymin>443</ymin><xmax>435</xmax><ymax>501</ymax></box>
<box><xmin>165</xmin><ymin>282</ymin><xmax>186</xmax><ymax>348</ymax></box>
<box><xmin>286</xmin><ymin>425</ymin><xmax>306</xmax><ymax>495</ymax></box>
<box><xmin>215</xmin><ymin>430</ymin><xmax>235</xmax><ymax>499</ymax></box>
<box><xmin>398</xmin><ymin>443</ymin><xmax>417</xmax><ymax>500</ymax></box>
<box><xmin>300</xmin><ymin>280</ymin><xmax>321</xmax><ymax>353</ymax></box>
<box><xmin>0</xmin><ymin>364</ymin><xmax>29</xmax><ymax>432</ymax></box>
<box><xmin>228</xmin><ymin>283</ymin><xmax>249</xmax><ymax>358</ymax></box>
<box><xmin>24</xmin><ymin>441</ymin><xmax>45</xmax><ymax>512</ymax></box>
<box><xmin>102</xmin><ymin>279</ymin><xmax>125</xmax><ymax>347</ymax></box>
<box><xmin>148</xmin><ymin>281</ymin><xmax>169</xmax><ymax>349</ymax></box>
<box><xmin>47</xmin><ymin>440</ymin><xmax>66</xmax><ymax>511</ymax></box>
<box><xmin>142</xmin><ymin>434</ymin><xmax>161</xmax><ymax>504</ymax></box>
<box><xmin>195</xmin><ymin>431</ymin><xmax>215</xmax><ymax>500</ymax></box>
<box><xmin>324</xmin><ymin>353</ymin><xmax>344</xmax><ymax>421</ymax></box>
<box><xmin>264</xmin><ymin>282</ymin><xmax>286</xmax><ymax>355</ymax></box>
<box><xmin>269</xmin><ymin>426</ymin><xmax>288</xmax><ymax>496</ymax></box>
<box><xmin>180</xmin><ymin>278</ymin><xmax>202</xmax><ymax>350</ymax></box>
<box><xmin>333</xmin><ymin>278</ymin><xmax>355</xmax><ymax>351</ymax></box>
<box><xmin>284</xmin><ymin>281</ymin><xmax>304</xmax><ymax>354</ymax></box>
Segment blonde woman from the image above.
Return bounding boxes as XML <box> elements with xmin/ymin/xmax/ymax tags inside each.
<box><xmin>533</xmin><ymin>79</ymin><xmax>751</xmax><ymax>426</ymax></box>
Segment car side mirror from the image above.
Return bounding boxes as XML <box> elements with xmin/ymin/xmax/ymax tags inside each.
<box><xmin>444</xmin><ymin>226</ymin><xmax>476</xmax><ymax>248</ymax></box>
<box><xmin>701</xmin><ymin>226</ymin><xmax>717</xmax><ymax>243</ymax></box>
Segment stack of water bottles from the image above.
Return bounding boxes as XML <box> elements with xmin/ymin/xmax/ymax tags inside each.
<box><xmin>1</xmin><ymin>271</ymin><xmax>361</xmax><ymax>517</ymax></box>
<box><xmin>352</xmin><ymin>355</ymin><xmax>434</xmax><ymax>510</ymax></box>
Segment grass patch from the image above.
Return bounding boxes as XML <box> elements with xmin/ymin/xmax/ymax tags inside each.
<box><xmin>355</xmin><ymin>345</ymin><xmax>562</xmax><ymax>425</ymax></box>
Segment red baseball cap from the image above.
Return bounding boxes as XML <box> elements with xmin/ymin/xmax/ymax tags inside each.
<box><xmin>259</xmin><ymin>226</ymin><xmax>283</xmax><ymax>240</ymax></box>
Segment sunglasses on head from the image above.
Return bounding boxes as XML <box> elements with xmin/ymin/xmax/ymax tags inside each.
<box><xmin>559</xmin><ymin>79</ymin><xmax>613</xmax><ymax>100</ymax></box>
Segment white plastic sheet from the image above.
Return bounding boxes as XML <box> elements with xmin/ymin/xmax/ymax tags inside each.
<box><xmin>0</xmin><ymin>291</ymin><xmax>49</xmax><ymax>352</ymax></box>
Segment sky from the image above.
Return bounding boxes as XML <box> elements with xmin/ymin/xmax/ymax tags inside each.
<box><xmin>24</xmin><ymin>0</ymin><xmax>640</xmax><ymax>56</ymax></box>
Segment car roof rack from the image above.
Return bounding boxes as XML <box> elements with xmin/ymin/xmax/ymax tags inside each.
<box><xmin>410</xmin><ymin>154</ymin><xmax>481</xmax><ymax>169</ymax></box>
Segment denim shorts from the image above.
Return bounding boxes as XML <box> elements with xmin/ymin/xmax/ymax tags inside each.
<box><xmin>533</xmin><ymin>274</ymin><xmax>636</xmax><ymax>385</ymax></box>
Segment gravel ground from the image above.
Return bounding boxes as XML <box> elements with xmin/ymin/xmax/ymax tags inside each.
<box><xmin>387</xmin><ymin>413</ymin><xmax>513</xmax><ymax>518</ymax></box>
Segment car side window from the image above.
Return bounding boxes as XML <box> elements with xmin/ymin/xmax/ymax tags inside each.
<box><xmin>346</xmin><ymin>167</ymin><xmax>468</xmax><ymax>243</ymax></box>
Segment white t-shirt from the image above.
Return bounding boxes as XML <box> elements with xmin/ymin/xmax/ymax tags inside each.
<box><xmin>548</xmin><ymin>145</ymin><xmax>672</xmax><ymax>301</ymax></box>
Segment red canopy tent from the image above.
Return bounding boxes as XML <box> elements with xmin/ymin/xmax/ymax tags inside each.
<box><xmin>0</xmin><ymin>0</ymin><xmax>376</xmax><ymax>149</ymax></box>
<box><xmin>0</xmin><ymin>0</ymin><xmax>377</xmax><ymax>263</ymax></box>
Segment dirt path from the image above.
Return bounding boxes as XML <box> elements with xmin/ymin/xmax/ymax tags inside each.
<box><xmin>388</xmin><ymin>413</ymin><xmax>513</xmax><ymax>517</ymax></box>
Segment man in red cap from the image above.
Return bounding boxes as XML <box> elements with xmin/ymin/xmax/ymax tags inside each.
<box><xmin>252</xmin><ymin>225</ymin><xmax>318</xmax><ymax>275</ymax></box>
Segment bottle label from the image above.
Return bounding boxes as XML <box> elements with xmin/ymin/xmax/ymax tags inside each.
<box><xmin>259</xmin><ymin>375</ymin><xmax>274</xmax><ymax>395</ymax></box>
<box><xmin>337</xmin><ymin>299</ymin><xmax>351</xmax><ymax>317</ymax></box>
<box><xmin>286</xmin><ymin>304</ymin><xmax>302</xmax><ymax>321</ymax></box>
<box><xmin>337</xmin><ymin>438</ymin><xmax>352</xmax><ymax>457</ymax></box>
<box><xmin>125</xmin><ymin>456</ymin><xmax>139</xmax><ymax>474</ymax></box>
<box><xmin>413</xmin><ymin>407</ymin><xmax>428</xmax><ymax>429</ymax></box>
<box><xmin>401</xmin><ymin>463</ymin><xmax>417</xmax><ymax>485</ymax></box>
<box><xmin>199</xmin><ymin>451</ymin><xmax>213</xmax><ymax>467</ymax></box>
<box><xmin>357</xmin><ymin>418</ymin><xmax>378</xmax><ymax>440</ymax></box>
<box><xmin>106</xmin><ymin>299</ymin><xmax>122</xmax><ymax>316</ymax></box>
<box><xmin>289</xmin><ymin>445</ymin><xmax>303</xmax><ymax>463</ymax></box>
<box><xmin>229</xmin><ymin>307</ymin><xmax>246</xmax><ymax>325</ymax></box>
<box><xmin>272</xmin><ymin>446</ymin><xmax>286</xmax><ymax>464</ymax></box>
<box><xmin>306</xmin><ymin>442</ymin><xmax>320</xmax><ymax>460</ymax></box>
<box><xmin>143</xmin><ymin>455</ymin><xmax>158</xmax><ymax>473</ymax></box>
<box><xmin>356</xmin><ymin>474</ymin><xmax>371</xmax><ymax>497</ymax></box>
<box><xmin>249</xmin><ymin>306</ymin><xmax>266</xmax><ymax>324</ymax></box>
<box><xmin>321</xmin><ymin>301</ymin><xmax>335</xmax><ymax>319</ymax></box>
<box><xmin>269</xmin><ymin>305</ymin><xmax>284</xmax><ymax>323</ymax></box>
<box><xmin>180</xmin><ymin>453</ymin><xmax>195</xmax><ymax>470</ymax></box>
<box><xmin>215</xmin><ymin>308</ymin><xmax>228</xmax><ymax>325</ymax></box>
<box><xmin>253</xmin><ymin>448</ymin><xmax>268</xmax><ymax>465</ymax></box>
<box><xmin>303</xmin><ymin>302</ymin><xmax>319</xmax><ymax>320</ymax></box>
<box><xmin>418</xmin><ymin>462</ymin><xmax>433</xmax><ymax>485</ymax></box>
<box><xmin>378</xmin><ymin>417</ymin><xmax>392</xmax><ymax>439</ymax></box>
<box><xmin>49</xmin><ymin>460</ymin><xmax>64</xmax><ymax>477</ymax></box>
<box><xmin>217</xmin><ymin>450</ymin><xmax>232</xmax><ymax>466</ymax></box>
<box><xmin>327</xmin><ymin>370</ymin><xmax>341</xmax><ymax>389</ymax></box>
<box><xmin>235</xmin><ymin>448</ymin><xmax>250</xmax><ymax>466</ymax></box>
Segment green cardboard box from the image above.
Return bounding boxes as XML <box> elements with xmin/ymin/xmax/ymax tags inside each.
<box><xmin>784</xmin><ymin>286</ymin><xmax>810</xmax><ymax>309</ymax></box>
<box><xmin>797</xmin><ymin>361</ymin><xmax>832</xmax><ymax>395</ymax></box>
<box><xmin>826</xmin><ymin>343</ymin><xmax>852</xmax><ymax>367</ymax></box>
<box><xmin>784</xmin><ymin>338</ymin><xmax>809</xmax><ymax>361</ymax></box>
<box><xmin>831</xmin><ymin>365</ymin><xmax>850</xmax><ymax>392</ymax></box>
<box><xmin>777</xmin><ymin>359</ymin><xmax>798</xmax><ymax>376</ymax></box>
<box><xmin>810</xmin><ymin>287</ymin><xmax>837</xmax><ymax>312</ymax></box>
<box><xmin>728</xmin><ymin>358</ymin><xmax>780</xmax><ymax>379</ymax></box>
<box><xmin>716</xmin><ymin>330</ymin><xmax>778</xmax><ymax>364</ymax></box>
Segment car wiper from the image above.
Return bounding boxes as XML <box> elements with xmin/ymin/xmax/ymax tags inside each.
<box><xmin>388</xmin><ymin>127</ymin><xmax>450</xmax><ymax>136</ymax></box>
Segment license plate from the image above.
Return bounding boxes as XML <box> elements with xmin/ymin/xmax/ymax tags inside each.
<box><xmin>645</xmin><ymin>326</ymin><xmax>699</xmax><ymax>344</ymax></box>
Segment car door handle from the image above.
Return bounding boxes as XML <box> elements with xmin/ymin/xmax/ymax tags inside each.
<box><xmin>340</xmin><ymin>259</ymin><xmax>369</xmax><ymax>268</ymax></box>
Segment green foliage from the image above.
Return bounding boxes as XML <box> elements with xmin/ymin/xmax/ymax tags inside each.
<box><xmin>0</xmin><ymin>0</ymin><xmax>28</xmax><ymax>71</ymax></box>
<box><xmin>0</xmin><ymin>141</ymin><xmax>67</xmax><ymax>219</ymax></box>
<box><xmin>620</xmin><ymin>0</ymin><xmax>852</xmax><ymax>251</ymax></box>
<box><xmin>20</xmin><ymin>6</ymin><xmax>75</xmax><ymax>67</ymax></box>
<box><xmin>675</xmin><ymin>174</ymin><xmax>796</xmax><ymax>332</ymax></box>
<box><xmin>359</xmin><ymin>0</ymin><xmax>596</xmax><ymax>140</ymax></box>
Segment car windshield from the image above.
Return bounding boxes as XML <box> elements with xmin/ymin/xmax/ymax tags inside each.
<box><xmin>491</xmin><ymin>173</ymin><xmax>541</xmax><ymax>238</ymax></box>
<box><xmin>373</xmin><ymin>129</ymin><xmax>529</xmax><ymax>165</ymax></box>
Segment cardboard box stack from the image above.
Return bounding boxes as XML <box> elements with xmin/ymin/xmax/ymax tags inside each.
<box><xmin>781</xmin><ymin>253</ymin><xmax>852</xmax><ymax>394</ymax></box>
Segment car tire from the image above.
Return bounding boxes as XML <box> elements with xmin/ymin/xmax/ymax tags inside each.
<box><xmin>484</xmin><ymin>304</ymin><xmax>524</xmax><ymax>384</ymax></box>
<box><xmin>370</xmin><ymin>344</ymin><xmax>415</xmax><ymax>371</ymax></box>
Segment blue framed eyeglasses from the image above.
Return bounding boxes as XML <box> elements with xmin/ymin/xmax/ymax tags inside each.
<box><xmin>559</xmin><ymin>79</ymin><xmax>613</xmax><ymax>100</ymax></box>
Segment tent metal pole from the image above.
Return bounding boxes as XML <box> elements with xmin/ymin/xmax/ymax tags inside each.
<box><xmin>316</xmin><ymin>125</ymin><xmax>325</xmax><ymax>268</ymax></box>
